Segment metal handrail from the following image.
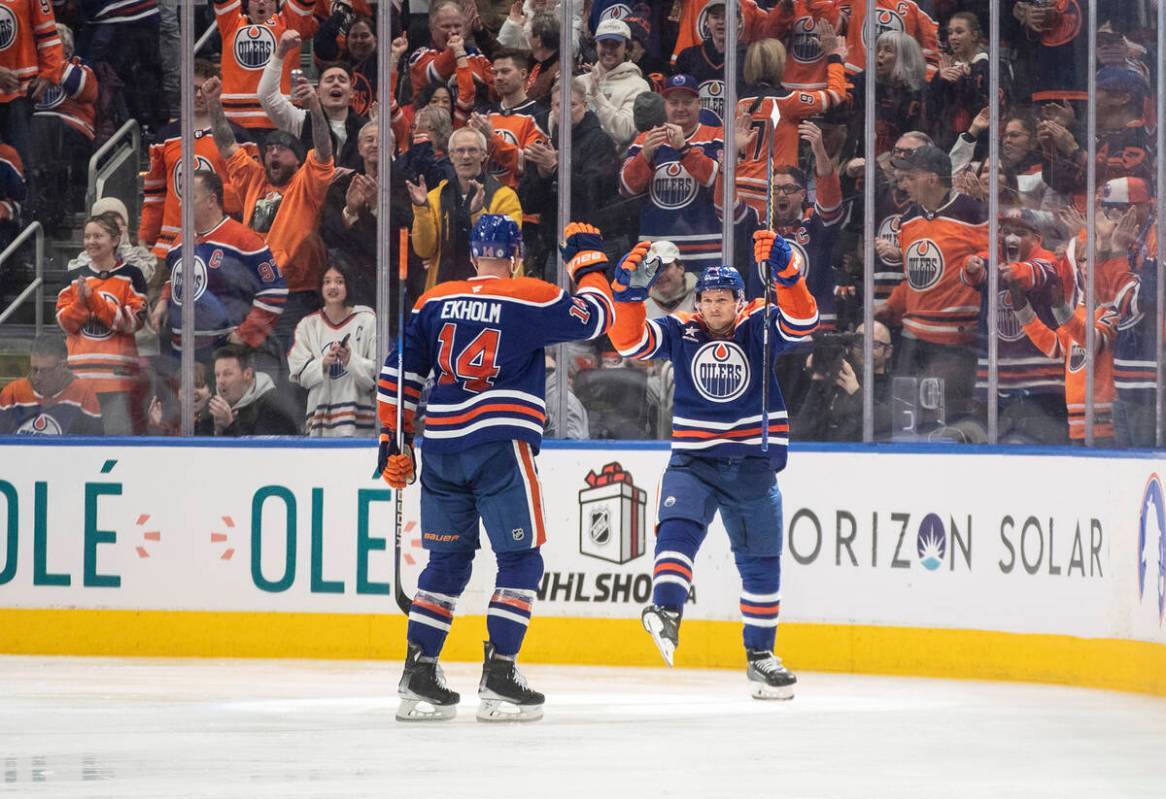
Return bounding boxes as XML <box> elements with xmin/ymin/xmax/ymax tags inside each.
<box><xmin>0</xmin><ymin>222</ymin><xmax>45</xmax><ymax>332</ymax></box>
<box><xmin>195</xmin><ymin>23</ymin><xmax>217</xmax><ymax>55</ymax></box>
<box><xmin>86</xmin><ymin>119</ymin><xmax>141</xmax><ymax>211</ymax></box>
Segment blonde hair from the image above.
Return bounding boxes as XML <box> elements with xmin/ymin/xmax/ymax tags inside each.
<box><xmin>744</xmin><ymin>38</ymin><xmax>787</xmax><ymax>87</ymax></box>
<box><xmin>414</xmin><ymin>105</ymin><xmax>452</xmax><ymax>151</ymax></box>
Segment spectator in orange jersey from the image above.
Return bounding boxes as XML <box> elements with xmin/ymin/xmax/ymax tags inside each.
<box><xmin>213</xmin><ymin>0</ymin><xmax>318</xmax><ymax>138</ymax></box>
<box><xmin>28</xmin><ymin>24</ymin><xmax>96</xmax><ymax>229</ymax></box>
<box><xmin>0</xmin><ymin>334</ymin><xmax>103</xmax><ymax>436</ymax></box>
<box><xmin>0</xmin><ymin>0</ymin><xmax>62</xmax><ymax>172</ymax></box>
<box><xmin>205</xmin><ymin>73</ymin><xmax>335</xmax><ymax>348</ymax></box>
<box><xmin>55</xmin><ymin>213</ymin><xmax>148</xmax><ymax>434</ymax></box>
<box><xmin>877</xmin><ymin>144</ymin><xmax>987</xmax><ymax>423</ymax></box>
<box><xmin>408</xmin><ymin>1</ymin><xmax>491</xmax><ymax>99</ymax></box>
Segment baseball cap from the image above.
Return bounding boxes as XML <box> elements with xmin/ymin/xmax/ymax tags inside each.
<box><xmin>999</xmin><ymin>207</ymin><xmax>1041</xmax><ymax>232</ymax></box>
<box><xmin>890</xmin><ymin>144</ymin><xmax>951</xmax><ymax>178</ymax></box>
<box><xmin>661</xmin><ymin>74</ymin><xmax>699</xmax><ymax>97</ymax></box>
<box><xmin>1100</xmin><ymin>176</ymin><xmax>1153</xmax><ymax>205</ymax></box>
<box><xmin>1096</xmin><ymin>66</ymin><xmax>1147</xmax><ymax>96</ymax></box>
<box><xmin>594</xmin><ymin>18</ymin><xmax>631</xmax><ymax>42</ymax></box>
<box><xmin>91</xmin><ymin>196</ymin><xmax>129</xmax><ymax>224</ymax></box>
<box><xmin>649</xmin><ymin>240</ymin><xmax>680</xmax><ymax>264</ymax></box>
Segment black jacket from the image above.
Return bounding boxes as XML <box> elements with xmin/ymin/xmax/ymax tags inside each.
<box><xmin>297</xmin><ymin>107</ymin><xmax>368</xmax><ymax>170</ymax></box>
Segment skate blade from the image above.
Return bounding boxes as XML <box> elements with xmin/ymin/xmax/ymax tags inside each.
<box><xmin>476</xmin><ymin>698</ymin><xmax>544</xmax><ymax>723</ymax></box>
<box><xmin>396</xmin><ymin>697</ymin><xmax>458</xmax><ymax>721</ymax></box>
<box><xmin>641</xmin><ymin>613</ymin><xmax>675</xmax><ymax>667</ymax></box>
<box><xmin>750</xmin><ymin>682</ymin><xmax>795</xmax><ymax>701</ymax></box>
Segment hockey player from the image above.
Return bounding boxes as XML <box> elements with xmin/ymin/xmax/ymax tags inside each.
<box><xmin>608</xmin><ymin>229</ymin><xmax>818</xmax><ymax>699</ymax></box>
<box><xmin>376</xmin><ymin>216</ymin><xmax>616</xmax><ymax>722</ymax></box>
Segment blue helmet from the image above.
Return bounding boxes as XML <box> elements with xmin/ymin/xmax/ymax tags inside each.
<box><xmin>471</xmin><ymin>214</ymin><xmax>523</xmax><ymax>260</ymax></box>
<box><xmin>695</xmin><ymin>265</ymin><xmax>745</xmax><ymax>299</ymax></box>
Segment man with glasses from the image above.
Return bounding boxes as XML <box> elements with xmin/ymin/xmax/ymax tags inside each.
<box><xmin>0</xmin><ymin>334</ymin><xmax>102</xmax><ymax>435</ymax></box>
<box><xmin>794</xmin><ymin>321</ymin><xmax>894</xmax><ymax>441</ymax></box>
<box><xmin>407</xmin><ymin>127</ymin><xmax>524</xmax><ymax>290</ymax></box>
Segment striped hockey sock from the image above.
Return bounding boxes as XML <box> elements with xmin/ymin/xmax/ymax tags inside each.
<box><xmin>736</xmin><ymin>554</ymin><xmax>782</xmax><ymax>652</ymax></box>
<box><xmin>652</xmin><ymin>518</ymin><xmax>705</xmax><ymax>611</ymax></box>
<box><xmin>486</xmin><ymin>588</ymin><xmax>536</xmax><ymax>657</ymax></box>
<box><xmin>407</xmin><ymin>590</ymin><xmax>458</xmax><ymax>658</ymax></box>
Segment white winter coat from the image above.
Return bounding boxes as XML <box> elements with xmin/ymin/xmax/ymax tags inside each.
<box><xmin>497</xmin><ymin>0</ymin><xmax>583</xmax><ymax>51</ymax></box>
<box><xmin>288</xmin><ymin>305</ymin><xmax>378</xmax><ymax>437</ymax></box>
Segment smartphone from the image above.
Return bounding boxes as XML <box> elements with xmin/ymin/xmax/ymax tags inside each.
<box><xmin>339</xmin><ymin>333</ymin><xmax>351</xmax><ymax>348</ymax></box>
<box><xmin>290</xmin><ymin>68</ymin><xmax>304</xmax><ymax>85</ymax></box>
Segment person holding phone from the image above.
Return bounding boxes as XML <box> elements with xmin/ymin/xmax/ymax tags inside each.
<box><xmin>288</xmin><ymin>262</ymin><xmax>378</xmax><ymax>437</ymax></box>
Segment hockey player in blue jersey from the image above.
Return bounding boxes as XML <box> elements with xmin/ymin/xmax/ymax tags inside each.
<box><xmin>375</xmin><ymin>215</ymin><xmax>615</xmax><ymax>722</ymax></box>
<box><xmin>609</xmin><ymin>229</ymin><xmax>818</xmax><ymax>699</ymax></box>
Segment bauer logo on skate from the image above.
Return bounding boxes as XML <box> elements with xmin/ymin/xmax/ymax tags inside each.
<box><xmin>650</xmin><ymin>163</ymin><xmax>698</xmax><ymax>210</ymax></box>
<box><xmin>690</xmin><ymin>342</ymin><xmax>750</xmax><ymax>403</ymax></box>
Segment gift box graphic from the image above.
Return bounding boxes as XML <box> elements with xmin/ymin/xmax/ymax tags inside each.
<box><xmin>578</xmin><ymin>462</ymin><xmax>647</xmax><ymax>564</ymax></box>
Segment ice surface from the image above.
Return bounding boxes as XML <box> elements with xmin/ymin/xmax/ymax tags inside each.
<box><xmin>1</xmin><ymin>656</ymin><xmax>1163</xmax><ymax>798</ymax></box>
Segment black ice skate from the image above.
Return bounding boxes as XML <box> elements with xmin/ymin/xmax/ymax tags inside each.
<box><xmin>641</xmin><ymin>604</ymin><xmax>681</xmax><ymax>667</ymax></box>
<box><xmin>746</xmin><ymin>650</ymin><xmax>797</xmax><ymax>701</ymax></box>
<box><xmin>477</xmin><ymin>642</ymin><xmax>544</xmax><ymax>722</ymax></box>
<box><xmin>396</xmin><ymin>643</ymin><xmax>459</xmax><ymax>721</ymax></box>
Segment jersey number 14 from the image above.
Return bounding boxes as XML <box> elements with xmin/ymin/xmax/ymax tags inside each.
<box><xmin>436</xmin><ymin>323</ymin><xmax>501</xmax><ymax>393</ymax></box>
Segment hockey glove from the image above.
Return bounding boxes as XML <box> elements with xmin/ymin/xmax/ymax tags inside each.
<box><xmin>559</xmin><ymin>222</ymin><xmax>609</xmax><ymax>281</ymax></box>
<box><xmin>375</xmin><ymin>429</ymin><xmax>416</xmax><ymax>489</ymax></box>
<box><xmin>753</xmin><ymin>230</ymin><xmax>800</xmax><ymax>286</ymax></box>
<box><xmin>612</xmin><ymin>241</ymin><xmax>660</xmax><ymax>302</ymax></box>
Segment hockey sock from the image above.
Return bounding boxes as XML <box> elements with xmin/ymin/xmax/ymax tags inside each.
<box><xmin>487</xmin><ymin>548</ymin><xmax>544</xmax><ymax>657</ymax></box>
<box><xmin>735</xmin><ymin>553</ymin><xmax>781</xmax><ymax>652</ymax></box>
<box><xmin>408</xmin><ymin>550</ymin><xmax>474</xmax><ymax>658</ymax></box>
<box><xmin>652</xmin><ymin>519</ymin><xmax>706</xmax><ymax>612</ymax></box>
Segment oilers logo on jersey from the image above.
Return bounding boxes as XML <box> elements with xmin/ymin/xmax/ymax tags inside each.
<box><xmin>170</xmin><ymin>256</ymin><xmax>209</xmax><ymax>304</ymax></box>
<box><xmin>1068</xmin><ymin>344</ymin><xmax>1087</xmax><ymax>373</ymax></box>
<box><xmin>860</xmin><ymin>8</ymin><xmax>906</xmax><ymax>47</ymax></box>
<box><xmin>235</xmin><ymin>26</ymin><xmax>275</xmax><ymax>70</ymax></box>
<box><xmin>0</xmin><ymin>8</ymin><xmax>16</xmax><ymax>51</ymax></box>
<box><xmin>906</xmin><ymin>239</ymin><xmax>943</xmax><ymax>290</ymax></box>
<box><xmin>699</xmin><ymin>79</ymin><xmax>725</xmax><ymax>125</ymax></box>
<box><xmin>598</xmin><ymin>3</ymin><xmax>632</xmax><ymax>21</ymax></box>
<box><xmin>172</xmin><ymin>156</ymin><xmax>216</xmax><ymax>201</ymax></box>
<box><xmin>878</xmin><ymin>215</ymin><xmax>902</xmax><ymax>262</ymax></box>
<box><xmin>996</xmin><ymin>290</ymin><xmax>1026</xmax><ymax>342</ymax></box>
<box><xmin>488</xmin><ymin>128</ymin><xmax>521</xmax><ymax>178</ymax></box>
<box><xmin>790</xmin><ymin>17</ymin><xmax>823</xmax><ymax>63</ymax></box>
<box><xmin>691</xmin><ymin>341</ymin><xmax>750</xmax><ymax>402</ymax></box>
<box><xmin>37</xmin><ymin>83</ymin><xmax>65</xmax><ymax>109</ymax></box>
<box><xmin>18</xmin><ymin>413</ymin><xmax>62</xmax><ymax>435</ymax></box>
<box><xmin>651</xmin><ymin>163</ymin><xmax>699</xmax><ymax>210</ymax></box>
<box><xmin>80</xmin><ymin>290</ymin><xmax>123</xmax><ymax>340</ymax></box>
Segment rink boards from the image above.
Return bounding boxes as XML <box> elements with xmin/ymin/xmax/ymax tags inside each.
<box><xmin>0</xmin><ymin>438</ymin><xmax>1164</xmax><ymax>696</ymax></box>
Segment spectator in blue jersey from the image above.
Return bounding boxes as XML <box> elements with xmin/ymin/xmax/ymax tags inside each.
<box><xmin>607</xmin><ymin>230</ymin><xmax>818</xmax><ymax>699</ymax></box>
<box><xmin>200</xmin><ymin>344</ymin><xmax>299</xmax><ymax>436</ymax></box>
<box><xmin>77</xmin><ymin>0</ymin><xmax>166</xmax><ymax>137</ymax></box>
<box><xmin>673</xmin><ymin>0</ymin><xmax>747</xmax><ymax>128</ymax></box>
<box><xmin>619</xmin><ymin>74</ymin><xmax>728</xmax><ymax>275</ymax></box>
<box><xmin>0</xmin><ymin>334</ymin><xmax>103</xmax><ymax>435</ymax></box>
<box><xmin>375</xmin><ymin>216</ymin><xmax>617</xmax><ymax>722</ymax></box>
<box><xmin>151</xmin><ymin>170</ymin><xmax>287</xmax><ymax>374</ymax></box>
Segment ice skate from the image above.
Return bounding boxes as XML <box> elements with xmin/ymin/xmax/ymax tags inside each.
<box><xmin>641</xmin><ymin>604</ymin><xmax>681</xmax><ymax>667</ymax></box>
<box><xmin>746</xmin><ymin>650</ymin><xmax>796</xmax><ymax>700</ymax></box>
<box><xmin>477</xmin><ymin>642</ymin><xmax>544</xmax><ymax>722</ymax></box>
<box><xmin>396</xmin><ymin>643</ymin><xmax>459</xmax><ymax>721</ymax></box>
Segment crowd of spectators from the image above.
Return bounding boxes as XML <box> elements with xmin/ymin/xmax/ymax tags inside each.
<box><xmin>0</xmin><ymin>0</ymin><xmax>1160</xmax><ymax>449</ymax></box>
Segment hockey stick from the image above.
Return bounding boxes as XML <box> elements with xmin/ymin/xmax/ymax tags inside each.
<box><xmin>394</xmin><ymin>226</ymin><xmax>412</xmax><ymax>615</ymax></box>
<box><xmin>762</xmin><ymin>99</ymin><xmax>780</xmax><ymax>453</ymax></box>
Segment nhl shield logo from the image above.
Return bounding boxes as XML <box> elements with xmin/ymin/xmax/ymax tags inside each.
<box><xmin>579</xmin><ymin>462</ymin><xmax>647</xmax><ymax>564</ymax></box>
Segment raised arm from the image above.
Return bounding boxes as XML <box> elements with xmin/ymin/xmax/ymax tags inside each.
<box><xmin>202</xmin><ymin>76</ymin><xmax>240</xmax><ymax>160</ymax></box>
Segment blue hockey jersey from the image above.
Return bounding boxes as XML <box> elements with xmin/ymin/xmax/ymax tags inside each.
<box><xmin>378</xmin><ymin>271</ymin><xmax>615</xmax><ymax>453</ymax></box>
<box><xmin>610</xmin><ymin>274</ymin><xmax>819</xmax><ymax>471</ymax></box>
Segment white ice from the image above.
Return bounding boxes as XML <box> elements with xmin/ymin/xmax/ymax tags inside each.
<box><xmin>1</xmin><ymin>656</ymin><xmax>1164</xmax><ymax>798</ymax></box>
